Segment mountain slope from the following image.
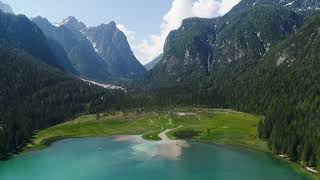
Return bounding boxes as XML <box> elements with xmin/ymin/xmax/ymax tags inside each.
<box><xmin>0</xmin><ymin>39</ymin><xmax>127</xmax><ymax>159</ymax></box>
<box><xmin>46</xmin><ymin>38</ymin><xmax>76</xmax><ymax>74</ymax></box>
<box><xmin>143</xmin><ymin>5</ymin><xmax>304</xmax><ymax>88</ymax></box>
<box><xmin>33</xmin><ymin>16</ymin><xmax>111</xmax><ymax>81</ymax></box>
<box><xmin>144</xmin><ymin>54</ymin><xmax>162</xmax><ymax>71</ymax></box>
<box><xmin>207</xmin><ymin>13</ymin><xmax>320</xmax><ymax>169</ymax></box>
<box><xmin>255</xmin><ymin>14</ymin><xmax>320</xmax><ymax>168</ymax></box>
<box><xmin>135</xmin><ymin>0</ymin><xmax>320</xmax><ymax>170</ymax></box>
<box><xmin>85</xmin><ymin>22</ymin><xmax>146</xmax><ymax>78</ymax></box>
<box><xmin>60</xmin><ymin>16</ymin><xmax>87</xmax><ymax>33</ymax></box>
<box><xmin>34</xmin><ymin>16</ymin><xmax>146</xmax><ymax>81</ymax></box>
<box><xmin>238</xmin><ymin>0</ymin><xmax>320</xmax><ymax>12</ymax></box>
<box><xmin>0</xmin><ymin>11</ymin><xmax>69</xmax><ymax>71</ymax></box>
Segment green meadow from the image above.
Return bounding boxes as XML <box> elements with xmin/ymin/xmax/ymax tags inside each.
<box><xmin>27</xmin><ymin>108</ymin><xmax>266</xmax><ymax>151</ymax></box>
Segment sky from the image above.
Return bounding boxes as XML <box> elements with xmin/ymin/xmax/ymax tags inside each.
<box><xmin>3</xmin><ymin>0</ymin><xmax>240</xmax><ymax>64</ymax></box>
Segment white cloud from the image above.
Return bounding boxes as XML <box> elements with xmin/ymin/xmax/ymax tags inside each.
<box><xmin>192</xmin><ymin>0</ymin><xmax>221</xmax><ymax>17</ymax></box>
<box><xmin>116</xmin><ymin>24</ymin><xmax>136</xmax><ymax>43</ymax></box>
<box><xmin>219</xmin><ymin>0</ymin><xmax>241</xmax><ymax>15</ymax></box>
<box><xmin>123</xmin><ymin>0</ymin><xmax>241</xmax><ymax>64</ymax></box>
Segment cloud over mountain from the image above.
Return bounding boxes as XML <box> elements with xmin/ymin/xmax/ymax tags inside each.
<box><xmin>133</xmin><ymin>0</ymin><xmax>240</xmax><ymax>64</ymax></box>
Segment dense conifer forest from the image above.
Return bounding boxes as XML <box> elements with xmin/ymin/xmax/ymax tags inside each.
<box><xmin>135</xmin><ymin>13</ymin><xmax>320</xmax><ymax>169</ymax></box>
<box><xmin>0</xmin><ymin>40</ymin><xmax>135</xmax><ymax>159</ymax></box>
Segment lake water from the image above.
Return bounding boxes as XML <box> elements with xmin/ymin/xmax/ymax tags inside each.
<box><xmin>0</xmin><ymin>136</ymin><xmax>311</xmax><ymax>180</ymax></box>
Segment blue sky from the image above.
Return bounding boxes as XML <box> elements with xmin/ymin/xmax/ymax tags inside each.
<box><xmin>3</xmin><ymin>0</ymin><xmax>240</xmax><ymax>64</ymax></box>
<box><xmin>3</xmin><ymin>0</ymin><xmax>171</xmax><ymax>41</ymax></box>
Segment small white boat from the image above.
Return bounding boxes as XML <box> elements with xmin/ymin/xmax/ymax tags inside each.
<box><xmin>98</xmin><ymin>148</ymin><xmax>103</xmax><ymax>150</ymax></box>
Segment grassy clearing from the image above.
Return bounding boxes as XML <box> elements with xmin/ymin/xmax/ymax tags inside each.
<box><xmin>168</xmin><ymin>110</ymin><xmax>266</xmax><ymax>150</ymax></box>
<box><xmin>142</xmin><ymin>131</ymin><xmax>162</xmax><ymax>141</ymax></box>
<box><xmin>26</xmin><ymin>108</ymin><xmax>266</xmax><ymax>151</ymax></box>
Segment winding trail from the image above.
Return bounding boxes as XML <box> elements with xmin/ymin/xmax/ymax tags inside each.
<box><xmin>158</xmin><ymin>126</ymin><xmax>183</xmax><ymax>141</ymax></box>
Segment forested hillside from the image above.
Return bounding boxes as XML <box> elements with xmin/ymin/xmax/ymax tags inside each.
<box><xmin>134</xmin><ymin>1</ymin><xmax>320</xmax><ymax>170</ymax></box>
<box><xmin>0</xmin><ymin>40</ymin><xmax>131</xmax><ymax>159</ymax></box>
<box><xmin>0</xmin><ymin>11</ymin><xmax>71</xmax><ymax>71</ymax></box>
<box><xmin>237</xmin><ymin>0</ymin><xmax>320</xmax><ymax>13</ymax></box>
<box><xmin>187</xmin><ymin>13</ymin><xmax>320</xmax><ymax>169</ymax></box>
<box><xmin>140</xmin><ymin>5</ymin><xmax>304</xmax><ymax>88</ymax></box>
<box><xmin>255</xmin><ymin>14</ymin><xmax>320</xmax><ymax>168</ymax></box>
<box><xmin>0</xmin><ymin>7</ymin><xmax>147</xmax><ymax>160</ymax></box>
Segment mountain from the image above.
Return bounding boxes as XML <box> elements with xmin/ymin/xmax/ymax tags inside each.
<box><xmin>136</xmin><ymin>0</ymin><xmax>320</xmax><ymax>169</ymax></box>
<box><xmin>0</xmin><ymin>38</ymin><xmax>128</xmax><ymax>159</ymax></box>
<box><xmin>238</xmin><ymin>0</ymin><xmax>320</xmax><ymax>12</ymax></box>
<box><xmin>85</xmin><ymin>22</ymin><xmax>146</xmax><ymax>78</ymax></box>
<box><xmin>0</xmin><ymin>10</ymin><xmax>112</xmax><ymax>158</ymax></box>
<box><xmin>0</xmin><ymin>1</ymin><xmax>13</xmax><ymax>14</ymax></box>
<box><xmin>60</xmin><ymin>16</ymin><xmax>87</xmax><ymax>33</ymax></box>
<box><xmin>144</xmin><ymin>54</ymin><xmax>162</xmax><ymax>71</ymax></box>
<box><xmin>143</xmin><ymin>4</ymin><xmax>304</xmax><ymax>88</ymax></box>
<box><xmin>46</xmin><ymin>38</ymin><xmax>76</xmax><ymax>74</ymax></box>
<box><xmin>0</xmin><ymin>11</ymin><xmax>71</xmax><ymax>71</ymax></box>
<box><xmin>33</xmin><ymin>16</ymin><xmax>111</xmax><ymax>81</ymax></box>
<box><xmin>207</xmin><ymin>13</ymin><xmax>320</xmax><ymax>169</ymax></box>
<box><xmin>256</xmin><ymin>14</ymin><xmax>320</xmax><ymax>167</ymax></box>
<box><xmin>0</xmin><ymin>14</ymin><xmax>142</xmax><ymax>159</ymax></box>
<box><xmin>33</xmin><ymin>16</ymin><xmax>146</xmax><ymax>82</ymax></box>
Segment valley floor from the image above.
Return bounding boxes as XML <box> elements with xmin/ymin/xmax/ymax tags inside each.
<box><xmin>26</xmin><ymin>108</ymin><xmax>317</xmax><ymax>179</ymax></box>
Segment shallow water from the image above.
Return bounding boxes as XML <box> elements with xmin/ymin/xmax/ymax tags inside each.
<box><xmin>0</xmin><ymin>136</ymin><xmax>311</xmax><ymax>180</ymax></box>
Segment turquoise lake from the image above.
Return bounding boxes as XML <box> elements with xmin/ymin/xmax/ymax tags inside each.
<box><xmin>0</xmin><ymin>136</ymin><xmax>311</xmax><ymax>180</ymax></box>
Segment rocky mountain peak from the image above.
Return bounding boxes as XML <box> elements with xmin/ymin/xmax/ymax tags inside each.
<box><xmin>108</xmin><ymin>21</ymin><xmax>117</xmax><ymax>28</ymax></box>
<box><xmin>85</xmin><ymin>21</ymin><xmax>146</xmax><ymax>78</ymax></box>
<box><xmin>240</xmin><ymin>0</ymin><xmax>320</xmax><ymax>12</ymax></box>
<box><xmin>147</xmin><ymin>2</ymin><xmax>305</xmax><ymax>86</ymax></box>
<box><xmin>61</xmin><ymin>16</ymin><xmax>87</xmax><ymax>32</ymax></box>
<box><xmin>96</xmin><ymin>21</ymin><xmax>119</xmax><ymax>33</ymax></box>
<box><xmin>33</xmin><ymin>16</ymin><xmax>52</xmax><ymax>27</ymax></box>
<box><xmin>0</xmin><ymin>1</ymin><xmax>13</xmax><ymax>14</ymax></box>
<box><xmin>33</xmin><ymin>15</ymin><xmax>145</xmax><ymax>80</ymax></box>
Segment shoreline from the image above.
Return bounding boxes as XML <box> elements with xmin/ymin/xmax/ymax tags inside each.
<box><xmin>164</xmin><ymin>128</ymin><xmax>319</xmax><ymax>180</ymax></box>
<box><xmin>35</xmin><ymin>131</ymin><xmax>319</xmax><ymax>179</ymax></box>
<box><xmin>18</xmin><ymin>131</ymin><xmax>318</xmax><ymax>180</ymax></box>
<box><xmin>19</xmin><ymin>110</ymin><xmax>320</xmax><ymax>179</ymax></box>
